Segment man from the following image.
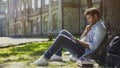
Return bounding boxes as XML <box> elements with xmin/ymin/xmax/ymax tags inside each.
<box><xmin>31</xmin><ymin>7</ymin><xmax>106</xmax><ymax>66</ymax></box>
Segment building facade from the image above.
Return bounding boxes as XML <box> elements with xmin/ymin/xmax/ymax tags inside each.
<box><xmin>0</xmin><ymin>0</ymin><xmax>7</xmax><ymax>36</ymax></box>
<box><xmin>5</xmin><ymin>0</ymin><xmax>101</xmax><ymax>37</ymax></box>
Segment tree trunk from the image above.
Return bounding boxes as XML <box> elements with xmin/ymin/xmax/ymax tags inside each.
<box><xmin>99</xmin><ymin>0</ymin><xmax>103</xmax><ymax>18</ymax></box>
<box><xmin>87</xmin><ymin>0</ymin><xmax>120</xmax><ymax>65</ymax></box>
<box><xmin>103</xmin><ymin>0</ymin><xmax>120</xmax><ymax>38</ymax></box>
<box><xmin>87</xmin><ymin>0</ymin><xmax>93</xmax><ymax>8</ymax></box>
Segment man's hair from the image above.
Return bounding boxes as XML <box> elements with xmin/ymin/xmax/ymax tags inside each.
<box><xmin>84</xmin><ymin>7</ymin><xmax>100</xmax><ymax>18</ymax></box>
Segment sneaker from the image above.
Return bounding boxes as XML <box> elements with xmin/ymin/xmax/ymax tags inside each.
<box><xmin>69</xmin><ymin>55</ymin><xmax>77</xmax><ymax>62</ymax></box>
<box><xmin>64</xmin><ymin>51</ymin><xmax>70</xmax><ymax>55</ymax></box>
<box><xmin>30</xmin><ymin>56</ymin><xmax>49</xmax><ymax>66</ymax></box>
<box><xmin>50</xmin><ymin>54</ymin><xmax>63</xmax><ymax>61</ymax></box>
<box><xmin>76</xmin><ymin>59</ymin><xmax>82</xmax><ymax>66</ymax></box>
<box><xmin>80</xmin><ymin>57</ymin><xmax>88</xmax><ymax>61</ymax></box>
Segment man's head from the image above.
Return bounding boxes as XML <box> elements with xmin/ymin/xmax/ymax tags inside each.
<box><xmin>84</xmin><ymin>7</ymin><xmax>100</xmax><ymax>25</ymax></box>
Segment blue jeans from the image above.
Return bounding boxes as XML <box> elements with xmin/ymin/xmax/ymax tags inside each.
<box><xmin>44</xmin><ymin>30</ymin><xmax>85</xmax><ymax>59</ymax></box>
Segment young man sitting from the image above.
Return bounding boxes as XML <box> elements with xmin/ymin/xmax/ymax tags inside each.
<box><xmin>30</xmin><ymin>7</ymin><xmax>106</xmax><ymax>66</ymax></box>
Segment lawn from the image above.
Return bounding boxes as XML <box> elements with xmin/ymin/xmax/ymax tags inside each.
<box><xmin>0</xmin><ymin>41</ymin><xmax>77</xmax><ymax>68</ymax></box>
<box><xmin>0</xmin><ymin>40</ymin><xmax>102</xmax><ymax>68</ymax></box>
<box><xmin>0</xmin><ymin>41</ymin><xmax>53</xmax><ymax>63</ymax></box>
<box><xmin>0</xmin><ymin>36</ymin><xmax>91</xmax><ymax>68</ymax></box>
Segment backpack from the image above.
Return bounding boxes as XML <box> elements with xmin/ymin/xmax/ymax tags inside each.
<box><xmin>105</xmin><ymin>36</ymin><xmax>120</xmax><ymax>67</ymax></box>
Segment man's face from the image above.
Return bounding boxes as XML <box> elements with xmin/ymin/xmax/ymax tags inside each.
<box><xmin>86</xmin><ymin>14</ymin><xmax>97</xmax><ymax>25</ymax></box>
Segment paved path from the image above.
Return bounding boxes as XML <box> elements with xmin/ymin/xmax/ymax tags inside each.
<box><xmin>0</xmin><ymin>37</ymin><xmax>48</xmax><ymax>48</ymax></box>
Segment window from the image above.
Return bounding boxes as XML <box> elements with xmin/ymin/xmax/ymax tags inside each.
<box><xmin>17</xmin><ymin>8</ymin><xmax>20</xmax><ymax>17</ymax></box>
<box><xmin>38</xmin><ymin>0</ymin><xmax>41</xmax><ymax>8</ymax></box>
<box><xmin>14</xmin><ymin>10</ymin><xmax>16</xmax><ymax>18</ymax></box>
<box><xmin>32</xmin><ymin>0</ymin><xmax>35</xmax><ymax>10</ymax></box>
<box><xmin>2</xmin><ymin>0</ymin><xmax>7</xmax><ymax>2</ymax></box>
<box><xmin>44</xmin><ymin>16</ymin><xmax>48</xmax><ymax>32</ymax></box>
<box><xmin>26</xmin><ymin>4</ymin><xmax>28</xmax><ymax>9</ymax></box>
<box><xmin>92</xmin><ymin>0</ymin><xmax>101</xmax><ymax>3</ymax></box>
<box><xmin>53</xmin><ymin>0</ymin><xmax>57</xmax><ymax>1</ymax></box>
<box><xmin>21</xmin><ymin>4</ymin><xmax>24</xmax><ymax>10</ymax></box>
<box><xmin>5</xmin><ymin>8</ymin><xmax>7</xmax><ymax>14</ymax></box>
<box><xmin>45</xmin><ymin>0</ymin><xmax>49</xmax><ymax>5</ymax></box>
<box><xmin>53</xmin><ymin>14</ymin><xmax>58</xmax><ymax>31</ymax></box>
<box><xmin>18</xmin><ymin>8</ymin><xmax>20</xmax><ymax>11</ymax></box>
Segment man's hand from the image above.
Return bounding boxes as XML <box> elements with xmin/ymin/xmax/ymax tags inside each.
<box><xmin>74</xmin><ymin>38</ymin><xmax>89</xmax><ymax>49</ymax></box>
<box><xmin>84</xmin><ymin>25</ymin><xmax>92</xmax><ymax>34</ymax></box>
<box><xmin>80</xmin><ymin>25</ymin><xmax>92</xmax><ymax>39</ymax></box>
<box><xmin>74</xmin><ymin>25</ymin><xmax>92</xmax><ymax>48</ymax></box>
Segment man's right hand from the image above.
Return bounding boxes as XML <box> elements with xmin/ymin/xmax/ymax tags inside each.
<box><xmin>84</xmin><ymin>25</ymin><xmax>92</xmax><ymax>34</ymax></box>
<box><xmin>80</xmin><ymin>25</ymin><xmax>92</xmax><ymax>39</ymax></box>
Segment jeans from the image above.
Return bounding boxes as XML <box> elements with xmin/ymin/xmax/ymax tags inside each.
<box><xmin>44</xmin><ymin>30</ymin><xmax>85</xmax><ymax>59</ymax></box>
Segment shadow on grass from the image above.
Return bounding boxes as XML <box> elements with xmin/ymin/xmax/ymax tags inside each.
<box><xmin>30</xmin><ymin>49</ymin><xmax>46</xmax><ymax>56</ymax></box>
<box><xmin>10</xmin><ymin>43</ymin><xmax>40</xmax><ymax>52</ymax></box>
<box><xmin>0</xmin><ymin>53</ymin><xmax>25</xmax><ymax>58</ymax></box>
<box><xmin>0</xmin><ymin>53</ymin><xmax>9</xmax><ymax>57</ymax></box>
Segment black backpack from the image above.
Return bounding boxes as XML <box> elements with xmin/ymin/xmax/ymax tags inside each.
<box><xmin>105</xmin><ymin>36</ymin><xmax>120</xmax><ymax>67</ymax></box>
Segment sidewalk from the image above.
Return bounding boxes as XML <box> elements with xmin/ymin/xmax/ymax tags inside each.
<box><xmin>0</xmin><ymin>37</ymin><xmax>48</xmax><ymax>48</ymax></box>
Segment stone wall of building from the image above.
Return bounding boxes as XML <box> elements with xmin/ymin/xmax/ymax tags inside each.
<box><xmin>62</xmin><ymin>0</ymin><xmax>80</xmax><ymax>34</ymax></box>
<box><xmin>0</xmin><ymin>0</ymin><xmax>7</xmax><ymax>36</ymax></box>
<box><xmin>4</xmin><ymin>0</ymin><xmax>101</xmax><ymax>36</ymax></box>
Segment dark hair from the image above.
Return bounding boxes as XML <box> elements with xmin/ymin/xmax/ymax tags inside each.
<box><xmin>84</xmin><ymin>7</ymin><xmax>100</xmax><ymax>18</ymax></box>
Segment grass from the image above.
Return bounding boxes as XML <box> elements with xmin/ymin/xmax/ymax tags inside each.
<box><xmin>0</xmin><ymin>40</ymin><xmax>103</xmax><ymax>68</ymax></box>
<box><xmin>0</xmin><ymin>35</ymin><xmax>90</xmax><ymax>68</ymax></box>
<box><xmin>0</xmin><ymin>41</ymin><xmax>77</xmax><ymax>68</ymax></box>
<box><xmin>0</xmin><ymin>41</ymin><xmax>53</xmax><ymax>63</ymax></box>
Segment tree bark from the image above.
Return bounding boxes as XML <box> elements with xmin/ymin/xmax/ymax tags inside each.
<box><xmin>99</xmin><ymin>0</ymin><xmax>103</xmax><ymax>18</ymax></box>
<box><xmin>103</xmin><ymin>0</ymin><xmax>120</xmax><ymax>38</ymax></box>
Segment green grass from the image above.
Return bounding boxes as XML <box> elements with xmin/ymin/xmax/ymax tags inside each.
<box><xmin>0</xmin><ymin>40</ymin><xmax>102</xmax><ymax>68</ymax></box>
<box><xmin>0</xmin><ymin>41</ymin><xmax>74</xmax><ymax>68</ymax></box>
<box><xmin>0</xmin><ymin>36</ymin><xmax>81</xmax><ymax>67</ymax></box>
<box><xmin>0</xmin><ymin>41</ymin><xmax>53</xmax><ymax>63</ymax></box>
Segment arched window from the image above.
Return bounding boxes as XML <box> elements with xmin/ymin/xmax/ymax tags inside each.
<box><xmin>53</xmin><ymin>13</ymin><xmax>58</xmax><ymax>32</ymax></box>
<box><xmin>92</xmin><ymin>0</ymin><xmax>101</xmax><ymax>3</ymax></box>
<box><xmin>53</xmin><ymin>0</ymin><xmax>58</xmax><ymax>1</ymax></box>
<box><xmin>38</xmin><ymin>0</ymin><xmax>41</xmax><ymax>8</ymax></box>
<box><xmin>45</xmin><ymin>0</ymin><xmax>49</xmax><ymax>5</ymax></box>
<box><xmin>21</xmin><ymin>4</ymin><xmax>24</xmax><ymax>10</ymax></box>
<box><xmin>44</xmin><ymin>16</ymin><xmax>48</xmax><ymax>32</ymax></box>
<box><xmin>32</xmin><ymin>0</ymin><xmax>35</xmax><ymax>10</ymax></box>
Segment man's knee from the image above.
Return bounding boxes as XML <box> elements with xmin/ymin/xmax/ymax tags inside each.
<box><xmin>58</xmin><ymin>34</ymin><xmax>66</xmax><ymax>39</ymax></box>
<box><xmin>59</xmin><ymin>30</ymin><xmax>69</xmax><ymax>34</ymax></box>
